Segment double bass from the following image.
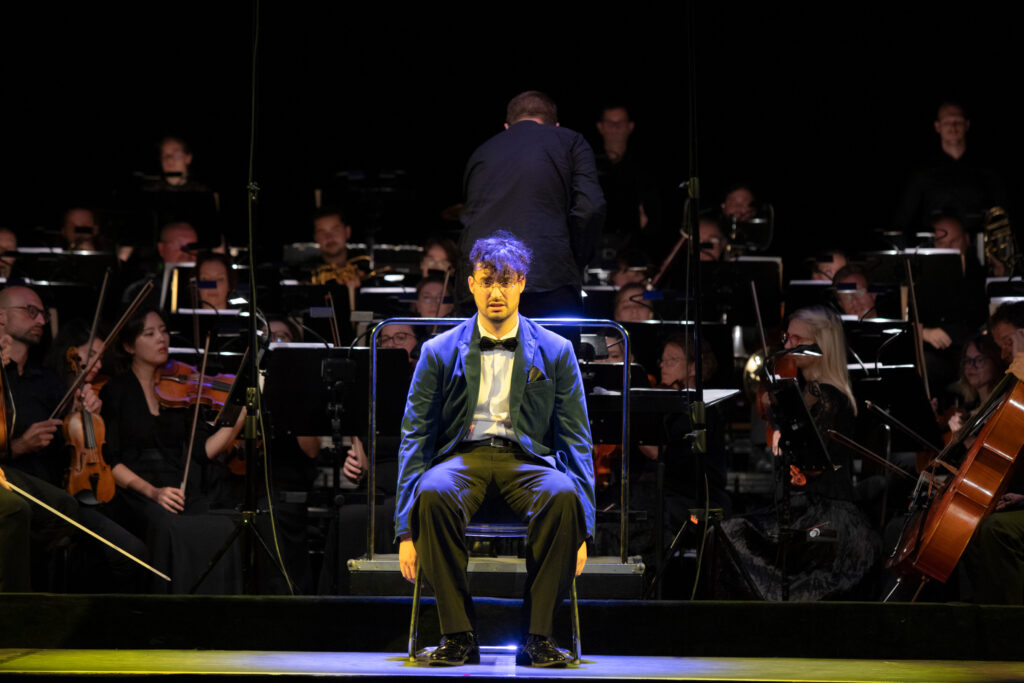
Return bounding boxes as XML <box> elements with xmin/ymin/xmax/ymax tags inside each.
<box><xmin>888</xmin><ymin>371</ymin><xmax>1024</xmax><ymax>591</ymax></box>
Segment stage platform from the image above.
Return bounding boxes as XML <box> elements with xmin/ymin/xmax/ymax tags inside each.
<box><xmin>2</xmin><ymin>648</ymin><xmax>1024</xmax><ymax>681</ymax></box>
<box><xmin>3</xmin><ymin>594</ymin><xmax>1024</xmax><ymax>681</ymax></box>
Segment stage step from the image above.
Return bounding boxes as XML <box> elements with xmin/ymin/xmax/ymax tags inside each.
<box><xmin>347</xmin><ymin>554</ymin><xmax>645</xmax><ymax>599</ymax></box>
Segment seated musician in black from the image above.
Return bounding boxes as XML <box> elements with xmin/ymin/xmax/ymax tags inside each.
<box><xmin>0</xmin><ymin>464</ymin><xmax>31</xmax><ymax>591</ymax></box>
<box><xmin>625</xmin><ymin>334</ymin><xmax>730</xmax><ymax>582</ymax></box>
<box><xmin>714</xmin><ymin>306</ymin><xmax>880</xmax><ymax>600</ymax></box>
<box><xmin>1</xmin><ymin>288</ymin><xmax>146</xmax><ymax>592</ymax></box>
<box><xmin>100</xmin><ymin>308</ymin><xmax>246</xmax><ymax>593</ymax></box>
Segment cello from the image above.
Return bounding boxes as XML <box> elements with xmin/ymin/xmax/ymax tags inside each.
<box><xmin>887</xmin><ymin>369</ymin><xmax>1024</xmax><ymax>592</ymax></box>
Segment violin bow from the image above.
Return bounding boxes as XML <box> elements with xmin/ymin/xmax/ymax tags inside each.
<box><xmin>325</xmin><ymin>292</ymin><xmax>342</xmax><ymax>347</ymax></box>
<box><xmin>77</xmin><ymin>268</ymin><xmax>110</xmax><ymax>392</ymax></box>
<box><xmin>50</xmin><ymin>280</ymin><xmax>154</xmax><ymax>420</ymax></box>
<box><xmin>6</xmin><ymin>479</ymin><xmax>170</xmax><ymax>582</ymax></box>
<box><xmin>903</xmin><ymin>256</ymin><xmax>931</xmax><ymax>401</ymax></box>
<box><xmin>179</xmin><ymin>333</ymin><xmax>211</xmax><ymax>493</ymax></box>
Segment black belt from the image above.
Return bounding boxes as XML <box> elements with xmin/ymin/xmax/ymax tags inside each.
<box><xmin>458</xmin><ymin>436</ymin><xmax>520</xmax><ymax>451</ymax></box>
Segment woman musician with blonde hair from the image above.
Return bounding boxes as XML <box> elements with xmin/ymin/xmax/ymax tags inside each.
<box><xmin>714</xmin><ymin>306</ymin><xmax>880</xmax><ymax>601</ymax></box>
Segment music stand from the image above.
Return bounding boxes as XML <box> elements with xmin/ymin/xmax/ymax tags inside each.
<box><xmin>698</xmin><ymin>259</ymin><xmax>783</xmax><ymax>327</ymax></box>
<box><xmin>862</xmin><ymin>248</ymin><xmax>965</xmax><ymax>324</ymax></box>
<box><xmin>616</xmin><ymin>321</ymin><xmax>733</xmax><ymax>388</ymax></box>
<box><xmin>263</xmin><ymin>346</ymin><xmax>410</xmax><ymax>439</ymax></box>
<box><xmin>10</xmin><ymin>248</ymin><xmax>117</xmax><ymax>285</ymax></box>
<box><xmin>843</xmin><ymin>320</ymin><xmax>916</xmax><ymax>369</ymax></box>
<box><xmin>579</xmin><ymin>361</ymin><xmax>650</xmax><ymax>396</ymax></box>
<box><xmin>851</xmin><ymin>365</ymin><xmax>941</xmax><ymax>454</ymax></box>
<box><xmin>785</xmin><ymin>280</ymin><xmax>835</xmax><ymax>314</ymax></box>
<box><xmin>272</xmin><ymin>283</ymin><xmax>354</xmax><ymax>343</ymax></box>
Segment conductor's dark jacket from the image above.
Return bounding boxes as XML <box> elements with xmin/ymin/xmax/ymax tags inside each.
<box><xmin>460</xmin><ymin>120</ymin><xmax>606</xmax><ymax>292</ymax></box>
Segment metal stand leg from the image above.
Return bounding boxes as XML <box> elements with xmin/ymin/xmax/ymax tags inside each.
<box><xmin>569</xmin><ymin>577</ymin><xmax>581</xmax><ymax>664</ymax></box>
<box><xmin>407</xmin><ymin>565</ymin><xmax>422</xmax><ymax>661</ymax></box>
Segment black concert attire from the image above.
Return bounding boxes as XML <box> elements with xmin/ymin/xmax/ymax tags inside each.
<box><xmin>600</xmin><ymin>405</ymin><xmax>731</xmax><ymax>575</ymax></box>
<box><xmin>594</xmin><ymin>145</ymin><xmax>660</xmax><ymax>258</ymax></box>
<box><xmin>135</xmin><ymin>177</ymin><xmax>220</xmax><ymax>247</ymax></box>
<box><xmin>894</xmin><ymin>151</ymin><xmax>1006</xmax><ymax>236</ymax></box>
<box><xmin>963</xmin><ymin>508</ymin><xmax>1024</xmax><ymax>604</ymax></box>
<box><xmin>251</xmin><ymin>436</ymin><xmax>321</xmax><ymax>595</ymax></box>
<box><xmin>919</xmin><ymin>252</ymin><xmax>989</xmax><ymax>406</ymax></box>
<box><xmin>100</xmin><ymin>372</ymin><xmax>241</xmax><ymax>593</ymax></box>
<box><xmin>0</xmin><ymin>474</ymin><xmax>31</xmax><ymax>591</ymax></box>
<box><xmin>5</xmin><ymin>361</ymin><xmax>148</xmax><ymax>592</ymax></box>
<box><xmin>318</xmin><ymin>436</ymin><xmax>398</xmax><ymax>596</ymax></box>
<box><xmin>6</xmin><ymin>361</ymin><xmax>67</xmax><ymax>485</ymax></box>
<box><xmin>714</xmin><ymin>382</ymin><xmax>880</xmax><ymax>600</ymax></box>
<box><xmin>460</xmin><ymin>120</ymin><xmax>606</xmax><ymax>318</ymax></box>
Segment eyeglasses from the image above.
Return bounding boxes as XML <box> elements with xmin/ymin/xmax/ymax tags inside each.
<box><xmin>5</xmin><ymin>304</ymin><xmax>49</xmax><ymax>323</ymax></box>
<box><xmin>782</xmin><ymin>332</ymin><xmax>814</xmax><ymax>346</ymax></box>
<box><xmin>380</xmin><ymin>331</ymin><xmax>415</xmax><ymax>347</ymax></box>
<box><xmin>963</xmin><ymin>356</ymin><xmax>991</xmax><ymax>368</ymax></box>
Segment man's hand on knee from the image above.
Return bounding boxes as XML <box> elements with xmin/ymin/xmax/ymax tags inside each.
<box><xmin>399</xmin><ymin>537</ymin><xmax>418</xmax><ymax>583</ymax></box>
<box><xmin>576</xmin><ymin>541</ymin><xmax>587</xmax><ymax>576</ymax></box>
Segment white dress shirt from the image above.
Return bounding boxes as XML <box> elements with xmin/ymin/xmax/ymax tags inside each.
<box><xmin>466</xmin><ymin>315</ymin><xmax>520</xmax><ymax>443</ymax></box>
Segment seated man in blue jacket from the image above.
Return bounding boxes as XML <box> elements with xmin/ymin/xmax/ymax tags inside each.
<box><xmin>395</xmin><ymin>230</ymin><xmax>594</xmax><ymax>667</ymax></box>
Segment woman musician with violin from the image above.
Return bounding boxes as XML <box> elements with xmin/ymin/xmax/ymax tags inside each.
<box><xmin>715</xmin><ymin>306</ymin><xmax>880</xmax><ymax>600</ymax></box>
<box><xmin>99</xmin><ymin>308</ymin><xmax>246</xmax><ymax>592</ymax></box>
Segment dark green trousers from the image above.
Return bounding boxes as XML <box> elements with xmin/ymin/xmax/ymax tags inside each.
<box><xmin>412</xmin><ymin>443</ymin><xmax>584</xmax><ymax>637</ymax></box>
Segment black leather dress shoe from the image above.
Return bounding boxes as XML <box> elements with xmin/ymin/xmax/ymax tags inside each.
<box><xmin>428</xmin><ymin>632</ymin><xmax>480</xmax><ymax>666</ymax></box>
<box><xmin>516</xmin><ymin>634</ymin><xmax>568</xmax><ymax>667</ymax></box>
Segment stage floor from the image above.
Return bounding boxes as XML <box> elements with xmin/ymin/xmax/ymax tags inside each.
<box><xmin>3</xmin><ymin>649</ymin><xmax>1024</xmax><ymax>682</ymax></box>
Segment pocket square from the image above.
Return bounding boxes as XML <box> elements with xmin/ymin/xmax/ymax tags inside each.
<box><xmin>528</xmin><ymin>366</ymin><xmax>546</xmax><ymax>383</ymax></box>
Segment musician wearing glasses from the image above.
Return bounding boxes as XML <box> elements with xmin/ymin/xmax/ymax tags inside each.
<box><xmin>0</xmin><ymin>292</ymin><xmax>138</xmax><ymax>593</ymax></box>
<box><xmin>0</xmin><ymin>286</ymin><xmax>101</xmax><ymax>480</ymax></box>
<box><xmin>395</xmin><ymin>231</ymin><xmax>593</xmax><ymax>667</ymax></box>
<box><xmin>379</xmin><ymin>324</ymin><xmax>420</xmax><ymax>364</ymax></box>
<box><xmin>715</xmin><ymin>306</ymin><xmax>880</xmax><ymax>601</ymax></box>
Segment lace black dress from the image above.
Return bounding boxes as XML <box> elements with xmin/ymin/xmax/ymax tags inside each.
<box><xmin>715</xmin><ymin>381</ymin><xmax>881</xmax><ymax>600</ymax></box>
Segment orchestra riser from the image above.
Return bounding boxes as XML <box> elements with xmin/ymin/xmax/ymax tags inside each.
<box><xmin>2</xmin><ymin>594</ymin><xmax>1024</xmax><ymax>662</ymax></box>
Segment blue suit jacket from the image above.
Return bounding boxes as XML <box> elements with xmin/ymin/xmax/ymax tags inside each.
<box><xmin>394</xmin><ymin>314</ymin><xmax>595</xmax><ymax>540</ymax></box>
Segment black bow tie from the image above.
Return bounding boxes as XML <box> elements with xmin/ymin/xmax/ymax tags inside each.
<box><xmin>479</xmin><ymin>336</ymin><xmax>518</xmax><ymax>352</ymax></box>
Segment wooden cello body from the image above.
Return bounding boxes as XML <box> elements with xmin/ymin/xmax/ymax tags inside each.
<box><xmin>889</xmin><ymin>375</ymin><xmax>1024</xmax><ymax>583</ymax></box>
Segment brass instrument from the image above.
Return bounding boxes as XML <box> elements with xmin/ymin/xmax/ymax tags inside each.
<box><xmin>983</xmin><ymin>206</ymin><xmax>1016</xmax><ymax>277</ymax></box>
<box><xmin>311</xmin><ymin>255</ymin><xmax>393</xmax><ymax>312</ymax></box>
<box><xmin>311</xmin><ymin>255</ymin><xmax>379</xmax><ymax>285</ymax></box>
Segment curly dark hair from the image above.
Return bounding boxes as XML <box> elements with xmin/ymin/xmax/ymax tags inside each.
<box><xmin>468</xmin><ymin>230</ymin><xmax>532</xmax><ymax>281</ymax></box>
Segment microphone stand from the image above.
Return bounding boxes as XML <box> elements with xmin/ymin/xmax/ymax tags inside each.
<box><xmin>190</xmin><ymin>0</ymin><xmax>289</xmax><ymax>594</ymax></box>
<box><xmin>645</xmin><ymin>2</ymin><xmax>710</xmax><ymax>599</ymax></box>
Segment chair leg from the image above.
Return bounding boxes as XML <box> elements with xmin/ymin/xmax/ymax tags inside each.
<box><xmin>569</xmin><ymin>577</ymin><xmax>581</xmax><ymax>664</ymax></box>
<box><xmin>408</xmin><ymin>565</ymin><xmax>422</xmax><ymax>661</ymax></box>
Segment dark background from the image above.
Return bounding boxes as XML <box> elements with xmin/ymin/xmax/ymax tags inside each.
<box><xmin>2</xmin><ymin>2</ymin><xmax>1019</xmax><ymax>267</ymax></box>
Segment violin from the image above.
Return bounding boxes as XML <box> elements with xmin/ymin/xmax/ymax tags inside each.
<box><xmin>62</xmin><ymin>346</ymin><xmax>115</xmax><ymax>503</ymax></box>
<box><xmin>155</xmin><ymin>359</ymin><xmax>236</xmax><ymax>409</ymax></box>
